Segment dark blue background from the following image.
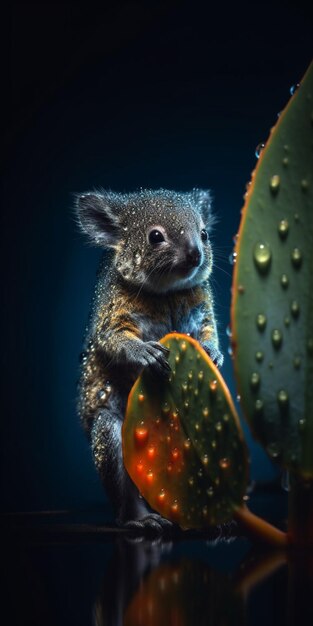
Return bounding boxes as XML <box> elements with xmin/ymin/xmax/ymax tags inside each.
<box><xmin>2</xmin><ymin>3</ymin><xmax>312</xmax><ymax>515</ymax></box>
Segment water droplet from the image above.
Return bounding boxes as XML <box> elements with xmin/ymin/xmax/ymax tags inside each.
<box><xmin>254</xmin><ymin>242</ymin><xmax>272</xmax><ymax>273</ymax></box>
<box><xmin>175</xmin><ymin>354</ymin><xmax>180</xmax><ymax>364</ymax></box>
<box><xmin>211</xmin><ymin>440</ymin><xmax>217</xmax><ymax>449</ymax></box>
<box><xmin>171</xmin><ymin>447</ymin><xmax>179</xmax><ymax>461</ymax></box>
<box><xmin>219</xmin><ymin>457</ymin><xmax>230</xmax><ymax>470</ymax></box>
<box><xmin>301</xmin><ymin>179</ymin><xmax>309</xmax><ymax>192</ymax></box>
<box><xmin>210</xmin><ymin>380</ymin><xmax>218</xmax><ymax>393</ymax></box>
<box><xmin>215</xmin><ymin>422</ymin><xmax>223</xmax><ymax>433</ymax></box>
<box><xmin>294</xmin><ymin>213</ymin><xmax>300</xmax><ymax>222</ymax></box>
<box><xmin>181</xmin><ymin>382</ymin><xmax>188</xmax><ymax>393</ymax></box>
<box><xmin>146</xmin><ymin>469</ymin><xmax>154</xmax><ymax>482</ymax></box>
<box><xmin>198</xmin><ymin>370</ymin><xmax>204</xmax><ymax>382</ymax></box>
<box><xmin>122</xmin><ymin>225</ymin><xmax>128</xmax><ymax>231</ymax></box>
<box><xmin>184</xmin><ymin>401</ymin><xmax>190</xmax><ymax>410</ymax></box>
<box><xmin>290</xmin><ymin>83</ymin><xmax>300</xmax><ymax>96</ymax></box>
<box><xmin>291</xmin><ymin>300</ymin><xmax>300</xmax><ymax>318</ymax></box>
<box><xmin>282</xmin><ymin>157</ymin><xmax>289</xmax><ymax>167</ymax></box>
<box><xmin>293</xmin><ymin>356</ymin><xmax>301</xmax><ymax>369</ymax></box>
<box><xmin>236</xmin><ymin>394</ymin><xmax>241</xmax><ymax>402</ymax></box>
<box><xmin>266</xmin><ymin>442</ymin><xmax>281</xmax><ymax>459</ymax></box>
<box><xmin>188</xmin><ymin>371</ymin><xmax>193</xmax><ymax>380</ymax></box>
<box><xmin>226</xmin><ymin>324</ymin><xmax>232</xmax><ymax>337</ymax></box>
<box><xmin>171</xmin><ymin>500</ymin><xmax>179</xmax><ymax>514</ymax></box>
<box><xmin>184</xmin><ymin>438</ymin><xmax>191</xmax><ymax>450</ymax></box>
<box><xmin>180</xmin><ymin>228</ymin><xmax>185</xmax><ymax>235</ymax></box>
<box><xmin>255</xmin><ymin>399</ymin><xmax>264</xmax><ymax>413</ymax></box>
<box><xmin>202</xmin><ymin>407</ymin><xmax>209</xmax><ymax>418</ymax></box>
<box><xmin>281</xmin><ymin>274</ymin><xmax>289</xmax><ymax>289</ymax></box>
<box><xmin>298</xmin><ymin>418</ymin><xmax>306</xmax><ymax>432</ymax></box>
<box><xmin>97</xmin><ymin>389</ymin><xmax>107</xmax><ymax>401</ymax></box>
<box><xmin>255</xmin><ymin>351</ymin><xmax>264</xmax><ymax>362</ymax></box>
<box><xmin>188</xmin><ymin>476</ymin><xmax>194</xmax><ymax>486</ymax></box>
<box><xmin>228</xmin><ymin>345</ymin><xmax>233</xmax><ymax>357</ymax></box>
<box><xmin>195</xmin><ymin>422</ymin><xmax>200</xmax><ymax>431</ymax></box>
<box><xmin>250</xmin><ymin>372</ymin><xmax>260</xmax><ymax>390</ymax></box>
<box><xmin>269</xmin><ymin>175</ymin><xmax>280</xmax><ymax>194</ymax></box>
<box><xmin>223</xmin><ymin>413</ymin><xmax>230</xmax><ymax>423</ymax></box>
<box><xmin>148</xmin><ymin>445</ymin><xmax>156</xmax><ymax>459</ymax></box>
<box><xmin>272</xmin><ymin>329</ymin><xmax>283</xmax><ymax>349</ymax></box>
<box><xmin>255</xmin><ymin>142</ymin><xmax>265</xmax><ymax>159</ymax></box>
<box><xmin>138</xmin><ymin>393</ymin><xmax>145</xmax><ymax>402</ymax></box>
<box><xmin>291</xmin><ymin>248</ymin><xmax>302</xmax><ymax>268</ymax></box>
<box><xmin>202</xmin><ymin>505</ymin><xmax>208</xmax><ymax>517</ymax></box>
<box><xmin>162</xmin><ymin>402</ymin><xmax>170</xmax><ymax>415</ymax></box>
<box><xmin>180</xmin><ymin>341</ymin><xmax>187</xmax><ymax>352</ymax></box>
<box><xmin>256</xmin><ymin>313</ymin><xmax>267</xmax><ymax>331</ymax></box>
<box><xmin>157</xmin><ymin>489</ymin><xmax>166</xmax><ymax>504</ymax></box>
<box><xmin>134</xmin><ymin>250</ymin><xmax>142</xmax><ymax>265</ymax></box>
<box><xmin>238</xmin><ymin>284</ymin><xmax>245</xmax><ymax>294</ymax></box>
<box><xmin>135</xmin><ymin>426</ymin><xmax>149</xmax><ymax>445</ymax></box>
<box><xmin>278</xmin><ymin>219</ymin><xmax>289</xmax><ymax>239</ymax></box>
<box><xmin>202</xmin><ymin>454</ymin><xmax>209</xmax><ymax>465</ymax></box>
<box><xmin>277</xmin><ymin>389</ymin><xmax>289</xmax><ymax>408</ymax></box>
<box><xmin>136</xmin><ymin>460</ymin><xmax>144</xmax><ymax>473</ymax></box>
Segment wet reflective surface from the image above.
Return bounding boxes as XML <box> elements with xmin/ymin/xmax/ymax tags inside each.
<box><xmin>2</xmin><ymin>491</ymin><xmax>313</xmax><ymax>626</ymax></box>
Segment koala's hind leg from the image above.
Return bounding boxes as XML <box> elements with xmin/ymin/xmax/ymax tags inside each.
<box><xmin>91</xmin><ymin>408</ymin><xmax>173</xmax><ymax>533</ymax></box>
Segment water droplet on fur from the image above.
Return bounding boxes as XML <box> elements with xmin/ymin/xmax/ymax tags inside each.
<box><xmin>281</xmin><ymin>274</ymin><xmax>289</xmax><ymax>288</ymax></box>
<box><xmin>269</xmin><ymin>175</ymin><xmax>280</xmax><ymax>193</ymax></box>
<box><xmin>254</xmin><ymin>242</ymin><xmax>272</xmax><ymax>272</ymax></box>
<box><xmin>255</xmin><ymin>142</ymin><xmax>265</xmax><ymax>158</ymax></box>
<box><xmin>97</xmin><ymin>389</ymin><xmax>107</xmax><ymax>401</ymax></box>
<box><xmin>272</xmin><ymin>329</ymin><xmax>282</xmax><ymax>349</ymax></box>
<box><xmin>134</xmin><ymin>250</ymin><xmax>142</xmax><ymax>265</ymax></box>
<box><xmin>256</xmin><ymin>313</ymin><xmax>267</xmax><ymax>331</ymax></box>
<box><xmin>291</xmin><ymin>248</ymin><xmax>302</xmax><ymax>268</ymax></box>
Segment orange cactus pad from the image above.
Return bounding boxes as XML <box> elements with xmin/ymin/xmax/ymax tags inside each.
<box><xmin>122</xmin><ymin>333</ymin><xmax>249</xmax><ymax>529</ymax></box>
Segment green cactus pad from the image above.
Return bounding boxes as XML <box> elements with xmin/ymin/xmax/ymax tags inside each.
<box><xmin>122</xmin><ymin>333</ymin><xmax>248</xmax><ymax>529</ymax></box>
<box><xmin>231</xmin><ymin>63</ymin><xmax>313</xmax><ymax>477</ymax></box>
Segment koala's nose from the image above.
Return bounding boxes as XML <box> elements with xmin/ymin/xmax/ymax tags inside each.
<box><xmin>186</xmin><ymin>245</ymin><xmax>201</xmax><ymax>268</ymax></box>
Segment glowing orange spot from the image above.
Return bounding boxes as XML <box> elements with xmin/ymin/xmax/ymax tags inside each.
<box><xmin>171</xmin><ymin>501</ymin><xmax>179</xmax><ymax>515</ymax></box>
<box><xmin>134</xmin><ymin>427</ymin><xmax>148</xmax><ymax>445</ymax></box>
<box><xmin>171</xmin><ymin>447</ymin><xmax>180</xmax><ymax>461</ymax></box>
<box><xmin>210</xmin><ymin>380</ymin><xmax>218</xmax><ymax>392</ymax></box>
<box><xmin>136</xmin><ymin>460</ymin><xmax>144</xmax><ymax>473</ymax></box>
<box><xmin>219</xmin><ymin>457</ymin><xmax>230</xmax><ymax>470</ymax></box>
<box><xmin>157</xmin><ymin>489</ymin><xmax>166</xmax><ymax>505</ymax></box>
<box><xmin>138</xmin><ymin>393</ymin><xmax>145</xmax><ymax>402</ymax></box>
<box><xmin>167</xmin><ymin>463</ymin><xmax>173</xmax><ymax>473</ymax></box>
<box><xmin>147</xmin><ymin>445</ymin><xmax>156</xmax><ymax>459</ymax></box>
<box><xmin>146</xmin><ymin>469</ymin><xmax>154</xmax><ymax>483</ymax></box>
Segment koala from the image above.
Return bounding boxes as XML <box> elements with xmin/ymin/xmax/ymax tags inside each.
<box><xmin>76</xmin><ymin>188</ymin><xmax>223</xmax><ymax>532</ymax></box>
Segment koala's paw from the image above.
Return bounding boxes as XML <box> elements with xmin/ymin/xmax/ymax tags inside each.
<box><xmin>123</xmin><ymin>513</ymin><xmax>174</xmax><ymax>537</ymax></box>
<box><xmin>138</xmin><ymin>341</ymin><xmax>171</xmax><ymax>377</ymax></box>
<box><xmin>202</xmin><ymin>341</ymin><xmax>224</xmax><ymax>368</ymax></box>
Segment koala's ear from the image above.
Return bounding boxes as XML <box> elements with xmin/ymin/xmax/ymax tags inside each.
<box><xmin>75</xmin><ymin>192</ymin><xmax>120</xmax><ymax>247</ymax></box>
<box><xmin>191</xmin><ymin>189</ymin><xmax>215</xmax><ymax>229</ymax></box>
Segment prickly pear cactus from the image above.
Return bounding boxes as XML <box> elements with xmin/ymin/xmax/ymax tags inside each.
<box><xmin>231</xmin><ymin>63</ymin><xmax>313</xmax><ymax>477</ymax></box>
<box><xmin>122</xmin><ymin>333</ymin><xmax>248</xmax><ymax>529</ymax></box>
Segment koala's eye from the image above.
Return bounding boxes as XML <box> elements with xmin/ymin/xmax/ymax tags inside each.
<box><xmin>148</xmin><ymin>229</ymin><xmax>165</xmax><ymax>244</ymax></box>
<box><xmin>201</xmin><ymin>228</ymin><xmax>208</xmax><ymax>242</ymax></box>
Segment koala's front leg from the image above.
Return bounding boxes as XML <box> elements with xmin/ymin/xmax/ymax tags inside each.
<box><xmin>198</xmin><ymin>306</ymin><xmax>224</xmax><ymax>368</ymax></box>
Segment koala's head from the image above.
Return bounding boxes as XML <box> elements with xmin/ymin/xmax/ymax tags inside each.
<box><xmin>75</xmin><ymin>188</ymin><xmax>215</xmax><ymax>293</ymax></box>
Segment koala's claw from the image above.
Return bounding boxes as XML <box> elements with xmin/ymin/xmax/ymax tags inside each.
<box><xmin>142</xmin><ymin>341</ymin><xmax>171</xmax><ymax>376</ymax></box>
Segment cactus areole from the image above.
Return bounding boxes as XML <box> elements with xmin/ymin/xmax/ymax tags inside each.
<box><xmin>231</xmin><ymin>62</ymin><xmax>313</xmax><ymax>480</ymax></box>
<box><xmin>123</xmin><ymin>333</ymin><xmax>249</xmax><ymax>529</ymax></box>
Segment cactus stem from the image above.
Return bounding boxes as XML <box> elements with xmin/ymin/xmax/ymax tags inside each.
<box><xmin>234</xmin><ymin>504</ymin><xmax>288</xmax><ymax>548</ymax></box>
<box><xmin>287</xmin><ymin>474</ymin><xmax>313</xmax><ymax>546</ymax></box>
